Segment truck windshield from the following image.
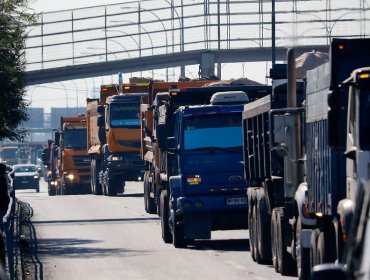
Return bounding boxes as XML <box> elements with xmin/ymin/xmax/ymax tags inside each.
<box><xmin>110</xmin><ymin>103</ymin><xmax>140</xmax><ymax>128</ymax></box>
<box><xmin>1</xmin><ymin>149</ymin><xmax>17</xmax><ymax>158</ymax></box>
<box><xmin>360</xmin><ymin>89</ymin><xmax>370</xmax><ymax>150</ymax></box>
<box><xmin>183</xmin><ymin>113</ymin><xmax>242</xmax><ymax>150</ymax></box>
<box><xmin>64</xmin><ymin>129</ymin><xmax>87</xmax><ymax>149</ymax></box>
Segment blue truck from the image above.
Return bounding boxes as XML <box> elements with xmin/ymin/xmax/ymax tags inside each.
<box><xmin>152</xmin><ymin>85</ymin><xmax>271</xmax><ymax>248</ymax></box>
<box><xmin>243</xmin><ymin>38</ymin><xmax>370</xmax><ymax>279</ymax></box>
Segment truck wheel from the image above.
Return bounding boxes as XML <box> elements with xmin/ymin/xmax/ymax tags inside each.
<box><xmin>107</xmin><ymin>175</ymin><xmax>117</xmax><ymax>197</ymax></box>
<box><xmin>276</xmin><ymin>208</ymin><xmax>296</xmax><ymax>276</ymax></box>
<box><xmin>160</xmin><ymin>191</ymin><xmax>172</xmax><ymax>243</ymax></box>
<box><xmin>256</xmin><ymin>190</ymin><xmax>272</xmax><ymax>264</ymax></box>
<box><xmin>91</xmin><ymin>159</ymin><xmax>103</xmax><ymax>195</ymax></box>
<box><xmin>147</xmin><ymin>177</ymin><xmax>156</xmax><ymax>214</ymax></box>
<box><xmin>144</xmin><ymin>171</ymin><xmax>150</xmax><ymax>212</ymax></box>
<box><xmin>271</xmin><ymin>208</ymin><xmax>279</xmax><ymax>272</ymax></box>
<box><xmin>317</xmin><ymin>231</ymin><xmax>326</xmax><ymax>265</ymax></box>
<box><xmin>295</xmin><ymin>217</ymin><xmax>310</xmax><ymax>280</ymax></box>
<box><xmin>172</xmin><ymin>215</ymin><xmax>187</xmax><ymax>248</ymax></box>
<box><xmin>248</xmin><ymin>191</ymin><xmax>256</xmax><ymax>261</ymax></box>
<box><xmin>48</xmin><ymin>183</ymin><xmax>56</xmax><ymax>196</ymax></box>
<box><xmin>144</xmin><ymin>172</ymin><xmax>156</xmax><ymax>214</ymax></box>
<box><xmin>252</xmin><ymin>205</ymin><xmax>262</xmax><ymax>263</ymax></box>
<box><xmin>310</xmin><ymin>229</ymin><xmax>319</xmax><ymax>269</ymax></box>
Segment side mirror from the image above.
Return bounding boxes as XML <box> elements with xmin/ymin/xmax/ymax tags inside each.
<box><xmin>167</xmin><ymin>137</ymin><xmax>176</xmax><ymax>150</ymax></box>
<box><xmin>97</xmin><ymin>115</ymin><xmax>105</xmax><ymax>128</ymax></box>
<box><xmin>41</xmin><ymin>148</ymin><xmax>49</xmax><ymax>165</ymax></box>
<box><xmin>156</xmin><ymin>123</ymin><xmax>167</xmax><ymax>148</ymax></box>
<box><xmin>54</xmin><ymin>131</ymin><xmax>60</xmax><ymax>145</ymax></box>
<box><xmin>97</xmin><ymin>105</ymin><xmax>105</xmax><ymax>114</ymax></box>
<box><xmin>344</xmin><ymin>146</ymin><xmax>357</xmax><ymax>160</ymax></box>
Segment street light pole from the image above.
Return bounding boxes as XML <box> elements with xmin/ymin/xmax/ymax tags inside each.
<box><xmin>123</xmin><ymin>6</ymin><xmax>169</xmax><ymax>81</ymax></box>
<box><xmin>110</xmin><ymin>20</ymin><xmax>155</xmax><ymax>78</ymax></box>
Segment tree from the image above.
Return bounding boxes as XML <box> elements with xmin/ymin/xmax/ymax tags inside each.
<box><xmin>0</xmin><ymin>0</ymin><xmax>37</xmax><ymax>141</ymax></box>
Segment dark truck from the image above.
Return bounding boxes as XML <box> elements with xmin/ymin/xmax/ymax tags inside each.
<box><xmin>151</xmin><ymin>85</ymin><xmax>271</xmax><ymax>248</ymax></box>
<box><xmin>243</xmin><ymin>38</ymin><xmax>370</xmax><ymax>279</ymax></box>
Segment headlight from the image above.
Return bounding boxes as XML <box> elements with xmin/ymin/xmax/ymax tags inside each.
<box><xmin>111</xmin><ymin>155</ymin><xmax>123</xmax><ymax>161</ymax></box>
<box><xmin>33</xmin><ymin>175</ymin><xmax>39</xmax><ymax>179</ymax></box>
<box><xmin>66</xmin><ymin>174</ymin><xmax>75</xmax><ymax>181</ymax></box>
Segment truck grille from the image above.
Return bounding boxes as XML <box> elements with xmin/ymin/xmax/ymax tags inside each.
<box><xmin>72</xmin><ymin>155</ymin><xmax>91</xmax><ymax>167</ymax></box>
<box><xmin>80</xmin><ymin>174</ymin><xmax>91</xmax><ymax>181</ymax></box>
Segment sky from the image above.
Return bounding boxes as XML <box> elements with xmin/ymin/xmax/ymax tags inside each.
<box><xmin>27</xmin><ymin>0</ymin><xmax>270</xmax><ymax>111</ymax></box>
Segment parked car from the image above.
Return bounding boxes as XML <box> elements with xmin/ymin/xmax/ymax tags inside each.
<box><xmin>13</xmin><ymin>164</ymin><xmax>40</xmax><ymax>192</ymax></box>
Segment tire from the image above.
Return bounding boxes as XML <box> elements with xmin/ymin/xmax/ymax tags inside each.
<box><xmin>144</xmin><ymin>172</ymin><xmax>157</xmax><ymax>214</ymax></box>
<box><xmin>271</xmin><ymin>208</ymin><xmax>279</xmax><ymax>272</ymax></box>
<box><xmin>107</xmin><ymin>175</ymin><xmax>117</xmax><ymax>197</ymax></box>
<box><xmin>48</xmin><ymin>183</ymin><xmax>56</xmax><ymax>196</ymax></box>
<box><xmin>317</xmin><ymin>231</ymin><xmax>325</xmax><ymax>265</ymax></box>
<box><xmin>256</xmin><ymin>191</ymin><xmax>272</xmax><ymax>264</ymax></box>
<box><xmin>310</xmin><ymin>229</ymin><xmax>319</xmax><ymax>269</ymax></box>
<box><xmin>144</xmin><ymin>171</ymin><xmax>150</xmax><ymax>212</ymax></box>
<box><xmin>160</xmin><ymin>191</ymin><xmax>172</xmax><ymax>243</ymax></box>
<box><xmin>295</xmin><ymin>217</ymin><xmax>311</xmax><ymax>280</ymax></box>
<box><xmin>172</xmin><ymin>215</ymin><xmax>187</xmax><ymax>248</ymax></box>
<box><xmin>252</xmin><ymin>205</ymin><xmax>262</xmax><ymax>263</ymax></box>
<box><xmin>91</xmin><ymin>159</ymin><xmax>103</xmax><ymax>195</ymax></box>
<box><xmin>249</xmin><ymin>197</ymin><xmax>256</xmax><ymax>261</ymax></box>
<box><xmin>276</xmin><ymin>208</ymin><xmax>296</xmax><ymax>276</ymax></box>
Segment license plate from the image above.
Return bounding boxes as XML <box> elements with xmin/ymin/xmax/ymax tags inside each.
<box><xmin>21</xmin><ymin>181</ymin><xmax>28</xmax><ymax>184</ymax></box>
<box><xmin>226</xmin><ymin>197</ymin><xmax>247</xmax><ymax>205</ymax></box>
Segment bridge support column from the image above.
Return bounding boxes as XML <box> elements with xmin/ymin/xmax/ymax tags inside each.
<box><xmin>199</xmin><ymin>52</ymin><xmax>215</xmax><ymax>79</ymax></box>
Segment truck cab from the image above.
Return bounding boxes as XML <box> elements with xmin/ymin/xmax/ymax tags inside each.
<box><xmin>160</xmin><ymin>89</ymin><xmax>270</xmax><ymax>248</ymax></box>
<box><xmin>58</xmin><ymin>115</ymin><xmax>91</xmax><ymax>195</ymax></box>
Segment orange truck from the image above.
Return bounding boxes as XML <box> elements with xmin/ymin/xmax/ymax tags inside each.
<box><xmin>54</xmin><ymin>115</ymin><xmax>91</xmax><ymax>195</ymax></box>
<box><xmin>140</xmin><ymin>80</ymin><xmax>211</xmax><ymax>213</ymax></box>
<box><xmin>87</xmin><ymin>82</ymin><xmax>148</xmax><ymax>196</ymax></box>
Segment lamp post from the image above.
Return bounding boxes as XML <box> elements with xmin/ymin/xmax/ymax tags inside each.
<box><xmin>110</xmin><ymin>20</ymin><xmax>155</xmax><ymax>78</ymax></box>
<box><xmin>163</xmin><ymin>0</ymin><xmax>185</xmax><ymax>77</ymax></box>
<box><xmin>123</xmin><ymin>6</ymin><xmax>169</xmax><ymax>81</ymax></box>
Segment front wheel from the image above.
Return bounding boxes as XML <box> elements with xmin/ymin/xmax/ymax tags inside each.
<box><xmin>172</xmin><ymin>215</ymin><xmax>186</xmax><ymax>248</ymax></box>
<box><xmin>107</xmin><ymin>174</ymin><xmax>117</xmax><ymax>197</ymax></box>
<box><xmin>295</xmin><ymin>217</ymin><xmax>311</xmax><ymax>280</ymax></box>
<box><xmin>160</xmin><ymin>191</ymin><xmax>172</xmax><ymax>243</ymax></box>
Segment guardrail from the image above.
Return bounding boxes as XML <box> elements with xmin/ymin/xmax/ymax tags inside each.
<box><xmin>1</xmin><ymin>173</ymin><xmax>15</xmax><ymax>280</ymax></box>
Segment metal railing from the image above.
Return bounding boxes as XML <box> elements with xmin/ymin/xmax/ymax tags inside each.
<box><xmin>25</xmin><ymin>0</ymin><xmax>370</xmax><ymax>72</ymax></box>
<box><xmin>1</xmin><ymin>174</ymin><xmax>15</xmax><ymax>280</ymax></box>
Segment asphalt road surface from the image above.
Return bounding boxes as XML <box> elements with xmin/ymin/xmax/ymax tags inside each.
<box><xmin>16</xmin><ymin>180</ymin><xmax>293</xmax><ymax>280</ymax></box>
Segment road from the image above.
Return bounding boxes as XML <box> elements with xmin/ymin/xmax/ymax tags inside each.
<box><xmin>16</xmin><ymin>180</ymin><xmax>293</xmax><ymax>280</ymax></box>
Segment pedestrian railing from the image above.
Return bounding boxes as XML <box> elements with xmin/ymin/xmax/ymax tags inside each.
<box><xmin>1</xmin><ymin>174</ymin><xmax>15</xmax><ymax>280</ymax></box>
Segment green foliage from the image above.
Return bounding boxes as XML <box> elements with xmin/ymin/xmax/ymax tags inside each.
<box><xmin>0</xmin><ymin>0</ymin><xmax>37</xmax><ymax>141</ymax></box>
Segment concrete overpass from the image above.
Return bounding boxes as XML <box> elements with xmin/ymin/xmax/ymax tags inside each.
<box><xmin>26</xmin><ymin>45</ymin><xmax>329</xmax><ymax>85</ymax></box>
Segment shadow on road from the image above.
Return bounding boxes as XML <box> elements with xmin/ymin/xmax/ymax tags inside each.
<box><xmin>37</xmin><ymin>237</ymin><xmax>148</xmax><ymax>258</ymax></box>
<box><xmin>32</xmin><ymin>216</ymin><xmax>160</xmax><ymax>225</ymax></box>
<box><xmin>190</xmin><ymin>238</ymin><xmax>250</xmax><ymax>252</ymax></box>
<box><xmin>117</xmin><ymin>192</ymin><xmax>144</xmax><ymax>198</ymax></box>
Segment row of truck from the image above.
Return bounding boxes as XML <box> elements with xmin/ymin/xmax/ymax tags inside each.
<box><xmin>42</xmin><ymin>38</ymin><xmax>370</xmax><ymax>279</ymax></box>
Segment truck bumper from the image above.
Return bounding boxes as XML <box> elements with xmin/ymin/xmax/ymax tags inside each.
<box><xmin>173</xmin><ymin>195</ymin><xmax>248</xmax><ymax>239</ymax></box>
<box><xmin>107</xmin><ymin>157</ymin><xmax>146</xmax><ymax>180</ymax></box>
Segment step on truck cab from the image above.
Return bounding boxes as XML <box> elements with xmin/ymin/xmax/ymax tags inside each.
<box><xmin>152</xmin><ymin>85</ymin><xmax>271</xmax><ymax>248</ymax></box>
<box><xmin>87</xmin><ymin>82</ymin><xmax>148</xmax><ymax>196</ymax></box>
